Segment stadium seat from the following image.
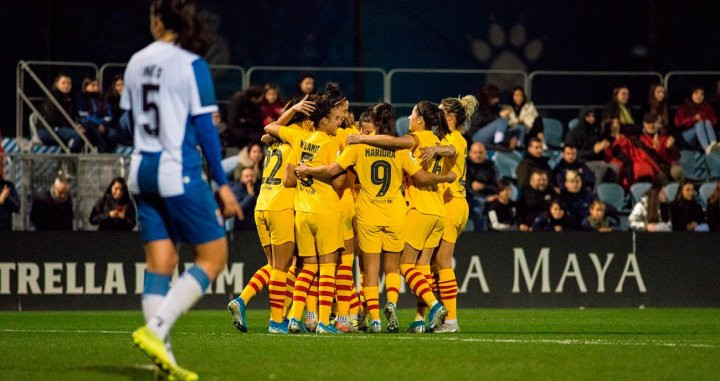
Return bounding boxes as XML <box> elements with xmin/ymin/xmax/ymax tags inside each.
<box><xmin>706</xmin><ymin>152</ymin><xmax>720</xmax><ymax>180</ymax></box>
<box><xmin>545</xmin><ymin>150</ymin><xmax>562</xmax><ymax>169</ymax></box>
<box><xmin>698</xmin><ymin>182</ymin><xmax>718</xmax><ymax>209</ymax></box>
<box><xmin>568</xmin><ymin>118</ymin><xmax>579</xmax><ymax>130</ymax></box>
<box><xmin>596</xmin><ymin>183</ymin><xmax>626</xmax><ymax>211</ymax></box>
<box><xmin>492</xmin><ymin>150</ymin><xmax>522</xmax><ymax>180</ymax></box>
<box><xmin>663</xmin><ymin>182</ymin><xmax>679</xmax><ymax>202</ymax></box>
<box><xmin>629</xmin><ymin>182</ymin><xmax>652</xmax><ymax>204</ymax></box>
<box><xmin>510</xmin><ymin>183</ymin><xmax>520</xmax><ymax>202</ymax></box>
<box><xmin>678</xmin><ymin>150</ymin><xmax>709</xmax><ymax>181</ymax></box>
<box><xmin>542</xmin><ymin>117</ymin><xmax>564</xmax><ymax>150</ymax></box>
<box><xmin>395</xmin><ymin>116</ymin><xmax>409</xmax><ymax>136</ymax></box>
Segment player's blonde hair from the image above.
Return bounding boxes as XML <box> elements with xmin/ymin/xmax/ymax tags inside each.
<box><xmin>441</xmin><ymin>95</ymin><xmax>478</xmax><ymax>132</ymax></box>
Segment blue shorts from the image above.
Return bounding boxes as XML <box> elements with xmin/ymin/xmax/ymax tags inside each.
<box><xmin>135</xmin><ymin>180</ymin><xmax>225</xmax><ymax>244</ymax></box>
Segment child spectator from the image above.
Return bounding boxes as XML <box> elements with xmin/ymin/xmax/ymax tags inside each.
<box><xmin>670</xmin><ymin>181</ymin><xmax>708</xmax><ymax>232</ymax></box>
<box><xmin>507</xmin><ymin>86</ymin><xmax>540</xmax><ymax>147</ymax></box>
<box><xmin>629</xmin><ymin>186</ymin><xmax>671</xmax><ymax>232</ymax></box>
<box><xmin>465</xmin><ymin>142</ymin><xmax>498</xmax><ymax>231</ymax></box>
<box><xmin>581</xmin><ymin>200</ymin><xmax>619</xmax><ymax>232</ymax></box>
<box><xmin>603</xmin><ymin>85</ymin><xmax>639</xmax><ymax>136</ymax></box>
<box><xmin>487</xmin><ymin>180</ymin><xmax>518</xmax><ymax>231</ymax></box>
<box><xmin>552</xmin><ymin>145</ymin><xmax>595</xmax><ymax>193</ymax></box>
<box><xmin>638</xmin><ymin>112</ymin><xmax>683</xmax><ymax>183</ymax></box>
<box><xmin>30</xmin><ymin>176</ymin><xmax>74</xmax><ymax>231</ymax></box>
<box><xmin>260</xmin><ymin>83</ymin><xmax>284</xmax><ymax>126</ymax></box>
<box><xmin>532</xmin><ymin>200</ymin><xmax>574</xmax><ymax>232</ymax></box>
<box><xmin>0</xmin><ymin>172</ymin><xmax>20</xmax><ymax>232</ymax></box>
<box><xmin>77</xmin><ymin>77</ymin><xmax>116</xmax><ymax>153</ymax></box>
<box><xmin>705</xmin><ymin>182</ymin><xmax>720</xmax><ymax>231</ymax></box>
<box><xmin>518</xmin><ymin>171</ymin><xmax>555</xmax><ymax>231</ymax></box>
<box><xmin>516</xmin><ymin>138</ymin><xmax>550</xmax><ymax>188</ymax></box>
<box><xmin>38</xmin><ymin>74</ymin><xmax>83</xmax><ymax>152</ymax></box>
<box><xmin>232</xmin><ymin>167</ymin><xmax>258</xmax><ymax>231</ymax></box>
<box><xmin>565</xmin><ymin>108</ymin><xmax>619</xmax><ymax>184</ymax></box>
<box><xmin>559</xmin><ymin>170</ymin><xmax>592</xmax><ymax>226</ymax></box>
<box><xmin>673</xmin><ymin>87</ymin><xmax>720</xmax><ymax>154</ymax></box>
<box><xmin>644</xmin><ymin>83</ymin><xmax>670</xmax><ymax>132</ymax></box>
<box><xmin>89</xmin><ymin>177</ymin><xmax>136</xmax><ymax>231</ymax></box>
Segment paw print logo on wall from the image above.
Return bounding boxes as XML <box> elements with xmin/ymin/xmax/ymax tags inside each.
<box><xmin>471</xmin><ymin>23</ymin><xmax>543</xmax><ymax>89</ymax></box>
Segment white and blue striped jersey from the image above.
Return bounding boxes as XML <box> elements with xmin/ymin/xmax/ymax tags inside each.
<box><xmin>121</xmin><ymin>41</ymin><xmax>218</xmax><ymax>197</ymax></box>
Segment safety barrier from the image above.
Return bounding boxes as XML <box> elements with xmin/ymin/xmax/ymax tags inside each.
<box><xmin>663</xmin><ymin>71</ymin><xmax>720</xmax><ymax>107</ymax></box>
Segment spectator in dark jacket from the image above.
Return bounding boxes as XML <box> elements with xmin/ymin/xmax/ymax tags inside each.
<box><xmin>77</xmin><ymin>77</ymin><xmax>116</xmax><ymax>153</ymax></box>
<box><xmin>516</xmin><ymin>138</ymin><xmax>550</xmax><ymax>188</ymax></box>
<box><xmin>673</xmin><ymin>87</ymin><xmax>720</xmax><ymax>154</ymax></box>
<box><xmin>603</xmin><ymin>85</ymin><xmax>640</xmax><ymax>136</ymax></box>
<box><xmin>38</xmin><ymin>74</ymin><xmax>83</xmax><ymax>152</ymax></box>
<box><xmin>581</xmin><ymin>200</ymin><xmax>619</xmax><ymax>232</ymax></box>
<box><xmin>559</xmin><ymin>170</ymin><xmax>593</xmax><ymax>227</ymax></box>
<box><xmin>223</xmin><ymin>85</ymin><xmax>264</xmax><ymax>150</ymax></box>
<box><xmin>532</xmin><ymin>200</ymin><xmax>574</xmax><ymax>232</ymax></box>
<box><xmin>232</xmin><ymin>167</ymin><xmax>258</xmax><ymax>231</ymax></box>
<box><xmin>487</xmin><ymin>180</ymin><xmax>518</xmax><ymax>231</ymax></box>
<box><xmin>468</xmin><ymin>84</ymin><xmax>513</xmax><ymax>148</ymax></box>
<box><xmin>638</xmin><ymin>112</ymin><xmax>683</xmax><ymax>183</ymax></box>
<box><xmin>670</xmin><ymin>182</ymin><xmax>708</xmax><ymax>232</ymax></box>
<box><xmin>89</xmin><ymin>177</ymin><xmax>136</xmax><ymax>231</ymax></box>
<box><xmin>294</xmin><ymin>73</ymin><xmax>316</xmax><ymax>99</ymax></box>
<box><xmin>565</xmin><ymin>108</ymin><xmax>618</xmax><ymax>184</ymax></box>
<box><xmin>552</xmin><ymin>145</ymin><xmax>595</xmax><ymax>193</ymax></box>
<box><xmin>644</xmin><ymin>83</ymin><xmax>670</xmax><ymax>132</ymax></box>
<box><xmin>0</xmin><ymin>175</ymin><xmax>20</xmax><ymax>232</ymax></box>
<box><xmin>466</xmin><ymin>142</ymin><xmax>497</xmax><ymax>231</ymax></box>
<box><xmin>30</xmin><ymin>176</ymin><xmax>73</xmax><ymax>231</ymax></box>
<box><xmin>105</xmin><ymin>74</ymin><xmax>133</xmax><ymax>146</ymax></box>
<box><xmin>705</xmin><ymin>182</ymin><xmax>720</xmax><ymax>231</ymax></box>
<box><xmin>518</xmin><ymin>171</ymin><xmax>555</xmax><ymax>231</ymax></box>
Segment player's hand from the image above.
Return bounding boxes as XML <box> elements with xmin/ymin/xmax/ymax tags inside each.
<box><xmin>291</xmin><ymin>94</ymin><xmax>316</xmax><ymax>116</ymax></box>
<box><xmin>295</xmin><ymin>163</ymin><xmax>311</xmax><ymax>177</ymax></box>
<box><xmin>108</xmin><ymin>210</ymin><xmax>118</xmax><ymax>218</ymax></box>
<box><xmin>260</xmin><ymin>134</ymin><xmax>276</xmax><ymax>145</ymax></box>
<box><xmin>217</xmin><ymin>184</ymin><xmax>243</xmax><ymax>220</ymax></box>
<box><xmin>346</xmin><ymin>134</ymin><xmax>365</xmax><ymax>145</ymax></box>
<box><xmin>418</xmin><ymin>146</ymin><xmax>437</xmax><ymax>161</ymax></box>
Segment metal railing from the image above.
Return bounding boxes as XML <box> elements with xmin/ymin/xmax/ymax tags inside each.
<box><xmin>663</xmin><ymin>71</ymin><xmax>720</xmax><ymax>106</ymax></box>
<box><xmin>16</xmin><ymin>61</ymin><xmax>97</xmax><ymax>153</ymax></box>
<box><xmin>246</xmin><ymin>66</ymin><xmax>387</xmax><ymax>108</ymax></box>
<box><xmin>386</xmin><ymin>68</ymin><xmax>528</xmax><ymax>107</ymax></box>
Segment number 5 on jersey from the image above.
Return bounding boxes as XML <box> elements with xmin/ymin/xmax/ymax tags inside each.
<box><xmin>141</xmin><ymin>84</ymin><xmax>160</xmax><ymax>137</ymax></box>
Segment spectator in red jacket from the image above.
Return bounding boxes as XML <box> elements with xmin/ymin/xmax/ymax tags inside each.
<box><xmin>260</xmin><ymin>83</ymin><xmax>284</xmax><ymax>126</ymax></box>
<box><xmin>639</xmin><ymin>113</ymin><xmax>683</xmax><ymax>183</ymax></box>
<box><xmin>603</xmin><ymin>117</ymin><xmax>661</xmax><ymax>188</ymax></box>
<box><xmin>674</xmin><ymin>87</ymin><xmax>720</xmax><ymax>154</ymax></box>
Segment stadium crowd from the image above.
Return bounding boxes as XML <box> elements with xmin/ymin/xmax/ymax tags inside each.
<box><xmin>3</xmin><ymin>74</ymin><xmax>720</xmax><ymax>233</ymax></box>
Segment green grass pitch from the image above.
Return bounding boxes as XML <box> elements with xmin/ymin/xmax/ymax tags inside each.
<box><xmin>1</xmin><ymin>308</ymin><xmax>719</xmax><ymax>380</ymax></box>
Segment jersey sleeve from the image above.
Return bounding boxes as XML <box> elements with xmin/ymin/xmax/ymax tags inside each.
<box><xmin>279</xmin><ymin>126</ymin><xmax>301</xmax><ymax>150</ymax></box>
<box><xmin>336</xmin><ymin>144</ymin><xmax>358</xmax><ymax>170</ymax></box>
<box><xmin>401</xmin><ymin>149</ymin><xmax>422</xmax><ymax>177</ymax></box>
<box><xmin>189</xmin><ymin>58</ymin><xmax>218</xmax><ymax>116</ymax></box>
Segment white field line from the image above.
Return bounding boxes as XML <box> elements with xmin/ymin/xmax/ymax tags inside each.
<box><xmin>2</xmin><ymin>328</ymin><xmax>718</xmax><ymax>349</ymax></box>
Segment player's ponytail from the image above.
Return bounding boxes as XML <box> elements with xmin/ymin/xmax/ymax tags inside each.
<box><xmin>441</xmin><ymin>95</ymin><xmax>478</xmax><ymax>133</ymax></box>
<box><xmin>416</xmin><ymin>100</ymin><xmax>450</xmax><ymax>140</ymax></box>
<box><xmin>151</xmin><ymin>0</ymin><xmax>209</xmax><ymax>56</ymax></box>
<box><xmin>325</xmin><ymin>82</ymin><xmax>347</xmax><ymax>107</ymax></box>
<box><xmin>372</xmin><ymin>102</ymin><xmax>396</xmax><ymax>137</ymax></box>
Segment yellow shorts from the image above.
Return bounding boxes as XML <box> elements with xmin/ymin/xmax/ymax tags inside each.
<box><xmin>340</xmin><ymin>200</ymin><xmax>355</xmax><ymax>241</ymax></box>
<box><xmin>254</xmin><ymin>209</ymin><xmax>295</xmax><ymax>247</ymax></box>
<box><xmin>356</xmin><ymin>223</ymin><xmax>405</xmax><ymax>254</ymax></box>
<box><xmin>295</xmin><ymin>211</ymin><xmax>344</xmax><ymax>257</ymax></box>
<box><xmin>442</xmin><ymin>197</ymin><xmax>469</xmax><ymax>244</ymax></box>
<box><xmin>403</xmin><ymin>209</ymin><xmax>444</xmax><ymax>251</ymax></box>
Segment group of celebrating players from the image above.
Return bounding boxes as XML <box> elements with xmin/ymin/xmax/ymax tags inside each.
<box><xmin>125</xmin><ymin>0</ymin><xmax>476</xmax><ymax>379</ymax></box>
<box><xmin>227</xmin><ymin>82</ymin><xmax>478</xmax><ymax>335</ymax></box>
